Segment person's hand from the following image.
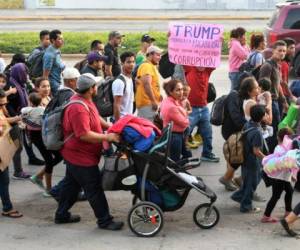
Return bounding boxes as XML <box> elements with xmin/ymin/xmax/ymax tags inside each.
<box><xmin>283</xmin><ymin>101</ymin><xmax>289</xmax><ymax>113</ymax></box>
<box><xmin>291</xmin><ymin>95</ymin><xmax>298</xmax><ymax>104</ymax></box>
<box><xmin>106</xmin><ymin>133</ymin><xmax>120</xmax><ymax>143</ymax></box>
<box><xmin>151</xmin><ymin>102</ymin><xmax>159</xmax><ymax>111</ymax></box>
<box><xmin>8</xmin><ymin>87</ymin><xmax>17</xmax><ymax>95</ymax></box>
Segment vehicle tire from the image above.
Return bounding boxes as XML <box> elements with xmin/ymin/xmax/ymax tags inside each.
<box><xmin>128</xmin><ymin>201</ymin><xmax>164</xmax><ymax>237</ymax></box>
<box><xmin>193</xmin><ymin>203</ymin><xmax>220</xmax><ymax>229</ymax></box>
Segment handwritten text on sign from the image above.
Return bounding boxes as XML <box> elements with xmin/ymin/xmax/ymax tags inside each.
<box><xmin>168</xmin><ymin>23</ymin><xmax>224</xmax><ymax>68</ymax></box>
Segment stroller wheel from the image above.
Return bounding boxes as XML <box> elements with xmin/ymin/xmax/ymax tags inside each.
<box><xmin>128</xmin><ymin>201</ymin><xmax>164</xmax><ymax>237</ymax></box>
<box><xmin>193</xmin><ymin>203</ymin><xmax>220</xmax><ymax>229</ymax></box>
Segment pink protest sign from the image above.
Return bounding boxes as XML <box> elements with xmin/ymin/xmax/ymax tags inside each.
<box><xmin>168</xmin><ymin>22</ymin><xmax>224</xmax><ymax>68</ymax></box>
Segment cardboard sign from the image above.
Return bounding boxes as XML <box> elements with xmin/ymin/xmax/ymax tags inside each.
<box><xmin>168</xmin><ymin>22</ymin><xmax>224</xmax><ymax>68</ymax></box>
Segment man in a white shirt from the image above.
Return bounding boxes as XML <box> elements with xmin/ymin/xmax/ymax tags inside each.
<box><xmin>112</xmin><ymin>52</ymin><xmax>135</xmax><ymax>121</ymax></box>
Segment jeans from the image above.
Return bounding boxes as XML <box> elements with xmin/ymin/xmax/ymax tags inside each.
<box><xmin>55</xmin><ymin>161</ymin><xmax>113</xmax><ymax>227</ymax></box>
<box><xmin>0</xmin><ymin>168</ymin><xmax>13</xmax><ymax>212</ymax></box>
<box><xmin>266</xmin><ymin>100</ymin><xmax>280</xmax><ymax>153</ymax></box>
<box><xmin>170</xmin><ymin>132</ymin><xmax>192</xmax><ymax>162</ymax></box>
<box><xmin>229</xmin><ymin>72</ymin><xmax>241</xmax><ymax>91</ymax></box>
<box><xmin>137</xmin><ymin>105</ymin><xmax>156</xmax><ymax>122</ymax></box>
<box><xmin>189</xmin><ymin>106</ymin><xmax>213</xmax><ymax>157</ymax></box>
<box><xmin>231</xmin><ymin>162</ymin><xmax>261</xmax><ymax>212</ymax></box>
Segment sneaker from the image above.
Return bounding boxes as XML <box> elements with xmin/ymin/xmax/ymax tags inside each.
<box><xmin>241</xmin><ymin>207</ymin><xmax>261</xmax><ymax>213</ymax></box>
<box><xmin>99</xmin><ymin>221</ymin><xmax>124</xmax><ymax>231</ymax></box>
<box><xmin>186</xmin><ymin>141</ymin><xmax>199</xmax><ymax>149</ymax></box>
<box><xmin>28</xmin><ymin>158</ymin><xmax>45</xmax><ymax>166</ymax></box>
<box><xmin>232</xmin><ymin>177</ymin><xmax>243</xmax><ymax>188</ymax></box>
<box><xmin>12</xmin><ymin>171</ymin><xmax>31</xmax><ymax>180</ymax></box>
<box><xmin>55</xmin><ymin>214</ymin><xmax>81</xmax><ymax>224</ymax></box>
<box><xmin>280</xmin><ymin>219</ymin><xmax>298</xmax><ymax>237</ymax></box>
<box><xmin>43</xmin><ymin>191</ymin><xmax>52</xmax><ymax>198</ymax></box>
<box><xmin>252</xmin><ymin>193</ymin><xmax>266</xmax><ymax>202</ymax></box>
<box><xmin>201</xmin><ymin>153</ymin><xmax>220</xmax><ymax>163</ymax></box>
<box><xmin>193</xmin><ymin>134</ymin><xmax>203</xmax><ymax>145</ymax></box>
<box><xmin>30</xmin><ymin>175</ymin><xmax>45</xmax><ymax>190</ymax></box>
<box><xmin>219</xmin><ymin>177</ymin><xmax>237</xmax><ymax>191</ymax></box>
<box><xmin>261</xmin><ymin>215</ymin><xmax>279</xmax><ymax>223</ymax></box>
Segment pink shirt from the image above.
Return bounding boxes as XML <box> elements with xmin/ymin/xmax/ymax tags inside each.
<box><xmin>160</xmin><ymin>96</ymin><xmax>189</xmax><ymax>133</ymax></box>
<box><xmin>228</xmin><ymin>39</ymin><xmax>250</xmax><ymax>72</ymax></box>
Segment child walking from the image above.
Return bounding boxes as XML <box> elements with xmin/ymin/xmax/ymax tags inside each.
<box><xmin>261</xmin><ymin>128</ymin><xmax>295</xmax><ymax>223</ymax></box>
<box><xmin>231</xmin><ymin>104</ymin><xmax>267</xmax><ymax>213</ymax></box>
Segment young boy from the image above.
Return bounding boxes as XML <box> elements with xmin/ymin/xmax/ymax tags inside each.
<box><xmin>0</xmin><ymin>73</ymin><xmax>16</xmax><ymax>97</ymax></box>
<box><xmin>0</xmin><ymin>89</ymin><xmax>22</xmax><ymax>218</ymax></box>
<box><xmin>231</xmin><ymin>104</ymin><xmax>267</xmax><ymax>213</ymax></box>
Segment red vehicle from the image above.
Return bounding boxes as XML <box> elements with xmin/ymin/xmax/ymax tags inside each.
<box><xmin>265</xmin><ymin>0</ymin><xmax>300</xmax><ymax>75</ymax></box>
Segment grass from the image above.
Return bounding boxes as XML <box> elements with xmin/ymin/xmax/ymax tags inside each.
<box><xmin>0</xmin><ymin>0</ymin><xmax>23</xmax><ymax>9</ymax></box>
<box><xmin>0</xmin><ymin>31</ymin><xmax>259</xmax><ymax>55</ymax></box>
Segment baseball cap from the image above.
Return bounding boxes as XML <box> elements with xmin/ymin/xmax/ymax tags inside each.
<box><xmin>76</xmin><ymin>73</ymin><xmax>102</xmax><ymax>92</ymax></box>
<box><xmin>141</xmin><ymin>34</ymin><xmax>155</xmax><ymax>43</ymax></box>
<box><xmin>62</xmin><ymin>67</ymin><xmax>80</xmax><ymax>80</ymax></box>
<box><xmin>87</xmin><ymin>51</ymin><xmax>108</xmax><ymax>64</ymax></box>
<box><xmin>109</xmin><ymin>31</ymin><xmax>125</xmax><ymax>40</ymax></box>
<box><xmin>146</xmin><ymin>45</ymin><xmax>163</xmax><ymax>55</ymax></box>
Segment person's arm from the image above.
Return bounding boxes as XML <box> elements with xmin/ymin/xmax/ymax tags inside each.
<box><xmin>244</xmin><ymin>100</ymin><xmax>256</xmax><ymax>119</ymax></box>
<box><xmin>80</xmin><ymin>131</ymin><xmax>119</xmax><ymax>144</ymax></box>
<box><xmin>104</xmin><ymin>65</ymin><xmax>113</xmax><ymax>77</ymax></box>
<box><xmin>259</xmin><ymin>63</ymin><xmax>272</xmax><ymax>81</ymax></box>
<box><xmin>6</xmin><ymin>115</ymin><xmax>21</xmax><ymax>124</ymax></box>
<box><xmin>253</xmin><ymin>147</ymin><xmax>265</xmax><ymax>159</ymax></box>
<box><xmin>167</xmin><ymin>106</ymin><xmax>189</xmax><ymax>130</ymax></box>
<box><xmin>233</xmin><ymin>41</ymin><xmax>248</xmax><ymax>60</ymax></box>
<box><xmin>5</xmin><ymin>86</ymin><xmax>17</xmax><ymax>97</ymax></box>
<box><xmin>104</xmin><ymin>50</ymin><xmax>114</xmax><ymax>77</ymax></box>
<box><xmin>113</xmin><ymin>96</ymin><xmax>122</xmax><ymax>121</ymax></box>
<box><xmin>42</xmin><ymin>53</ymin><xmax>54</xmax><ymax>79</ymax></box>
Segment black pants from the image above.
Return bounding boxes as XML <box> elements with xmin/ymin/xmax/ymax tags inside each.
<box><xmin>264</xmin><ymin>178</ymin><xmax>293</xmax><ymax>217</ymax></box>
<box><xmin>28</xmin><ymin>130</ymin><xmax>62</xmax><ymax>174</ymax></box>
<box><xmin>293</xmin><ymin>202</ymin><xmax>300</xmax><ymax>215</ymax></box>
<box><xmin>55</xmin><ymin>161</ymin><xmax>112</xmax><ymax>227</ymax></box>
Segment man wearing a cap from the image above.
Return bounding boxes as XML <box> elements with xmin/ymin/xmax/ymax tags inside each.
<box><xmin>136</xmin><ymin>45</ymin><xmax>163</xmax><ymax>121</ymax></box>
<box><xmin>104</xmin><ymin>31</ymin><xmax>124</xmax><ymax>77</ymax></box>
<box><xmin>81</xmin><ymin>51</ymin><xmax>106</xmax><ymax>78</ymax></box>
<box><xmin>136</xmin><ymin>34</ymin><xmax>155</xmax><ymax>65</ymax></box>
<box><xmin>55</xmin><ymin>73</ymin><xmax>123</xmax><ymax>230</ymax></box>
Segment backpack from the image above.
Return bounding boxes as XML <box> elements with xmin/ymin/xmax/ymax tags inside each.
<box><xmin>239</xmin><ymin>52</ymin><xmax>261</xmax><ymax>80</ymax></box>
<box><xmin>210</xmin><ymin>95</ymin><xmax>228</xmax><ymax>126</ymax></box>
<box><xmin>42</xmin><ymin>100</ymin><xmax>88</xmax><ymax>151</ymax></box>
<box><xmin>93</xmin><ymin>75</ymin><xmax>126</xmax><ymax>117</ymax></box>
<box><xmin>74</xmin><ymin>58</ymin><xmax>88</xmax><ymax>72</ymax></box>
<box><xmin>27</xmin><ymin>46</ymin><xmax>45</xmax><ymax>79</ymax></box>
<box><xmin>223</xmin><ymin>128</ymin><xmax>255</xmax><ymax>165</ymax></box>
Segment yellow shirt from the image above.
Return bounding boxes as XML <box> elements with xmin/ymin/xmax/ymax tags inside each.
<box><xmin>136</xmin><ymin>61</ymin><xmax>160</xmax><ymax>108</ymax></box>
<box><xmin>0</xmin><ymin>110</ymin><xmax>10</xmax><ymax>136</ymax></box>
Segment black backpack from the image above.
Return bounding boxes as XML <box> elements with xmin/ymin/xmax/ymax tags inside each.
<box><xmin>239</xmin><ymin>52</ymin><xmax>261</xmax><ymax>80</ymax></box>
<box><xmin>27</xmin><ymin>46</ymin><xmax>45</xmax><ymax>79</ymax></box>
<box><xmin>93</xmin><ymin>75</ymin><xmax>126</xmax><ymax>117</ymax></box>
<box><xmin>210</xmin><ymin>95</ymin><xmax>228</xmax><ymax>126</ymax></box>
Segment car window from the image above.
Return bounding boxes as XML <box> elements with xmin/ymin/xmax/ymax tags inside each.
<box><xmin>283</xmin><ymin>8</ymin><xmax>300</xmax><ymax>29</ymax></box>
<box><xmin>268</xmin><ymin>9</ymin><xmax>280</xmax><ymax>27</ymax></box>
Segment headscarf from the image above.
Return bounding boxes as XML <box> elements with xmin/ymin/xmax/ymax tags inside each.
<box><xmin>9</xmin><ymin>63</ymin><xmax>28</xmax><ymax>109</ymax></box>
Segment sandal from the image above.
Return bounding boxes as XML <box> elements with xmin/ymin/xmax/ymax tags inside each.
<box><xmin>2</xmin><ymin>210</ymin><xmax>23</xmax><ymax>218</ymax></box>
<box><xmin>261</xmin><ymin>215</ymin><xmax>278</xmax><ymax>223</ymax></box>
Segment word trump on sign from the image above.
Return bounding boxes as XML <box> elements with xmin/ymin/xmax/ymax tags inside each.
<box><xmin>168</xmin><ymin>22</ymin><xmax>224</xmax><ymax>68</ymax></box>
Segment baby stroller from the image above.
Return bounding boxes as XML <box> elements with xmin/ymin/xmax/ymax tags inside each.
<box><xmin>114</xmin><ymin>122</ymin><xmax>220</xmax><ymax>237</ymax></box>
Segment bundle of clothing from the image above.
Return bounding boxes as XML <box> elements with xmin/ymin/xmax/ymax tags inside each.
<box><xmin>108</xmin><ymin>115</ymin><xmax>161</xmax><ymax>152</ymax></box>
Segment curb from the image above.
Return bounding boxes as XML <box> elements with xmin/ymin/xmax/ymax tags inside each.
<box><xmin>0</xmin><ymin>15</ymin><xmax>269</xmax><ymax>21</ymax></box>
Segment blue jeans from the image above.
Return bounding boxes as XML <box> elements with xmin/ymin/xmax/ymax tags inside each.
<box><xmin>0</xmin><ymin>168</ymin><xmax>13</xmax><ymax>212</ymax></box>
<box><xmin>266</xmin><ymin>100</ymin><xmax>280</xmax><ymax>153</ymax></box>
<box><xmin>55</xmin><ymin>162</ymin><xmax>112</xmax><ymax>227</ymax></box>
<box><xmin>189</xmin><ymin>106</ymin><xmax>213</xmax><ymax>157</ymax></box>
<box><xmin>229</xmin><ymin>72</ymin><xmax>241</xmax><ymax>91</ymax></box>
<box><xmin>231</xmin><ymin>162</ymin><xmax>261</xmax><ymax>212</ymax></box>
<box><xmin>170</xmin><ymin>132</ymin><xmax>192</xmax><ymax>162</ymax></box>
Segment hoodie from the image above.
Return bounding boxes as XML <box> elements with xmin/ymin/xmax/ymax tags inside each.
<box><xmin>228</xmin><ymin>38</ymin><xmax>250</xmax><ymax>73</ymax></box>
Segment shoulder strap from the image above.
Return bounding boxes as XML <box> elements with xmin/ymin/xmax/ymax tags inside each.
<box><xmin>65</xmin><ymin>100</ymin><xmax>89</xmax><ymax>111</ymax></box>
<box><xmin>117</xmin><ymin>74</ymin><xmax>127</xmax><ymax>94</ymax></box>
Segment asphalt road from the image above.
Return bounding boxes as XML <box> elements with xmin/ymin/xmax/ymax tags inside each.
<box><xmin>0</xmin><ymin>19</ymin><xmax>267</xmax><ymax>32</ymax></box>
<box><xmin>0</xmin><ymin>58</ymin><xmax>299</xmax><ymax>250</ymax></box>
